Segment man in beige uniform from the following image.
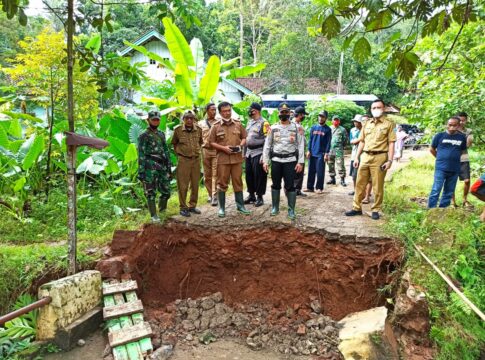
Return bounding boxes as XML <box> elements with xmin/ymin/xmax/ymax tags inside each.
<box><xmin>345</xmin><ymin>99</ymin><xmax>396</xmax><ymax>220</ymax></box>
<box><xmin>172</xmin><ymin>110</ymin><xmax>203</xmax><ymax>217</ymax></box>
<box><xmin>209</xmin><ymin>101</ymin><xmax>250</xmax><ymax>218</ymax></box>
<box><xmin>199</xmin><ymin>103</ymin><xmax>218</xmax><ymax>206</ymax></box>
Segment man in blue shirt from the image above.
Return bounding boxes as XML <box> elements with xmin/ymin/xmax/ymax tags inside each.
<box><xmin>428</xmin><ymin>116</ymin><xmax>467</xmax><ymax>208</ymax></box>
<box><xmin>305</xmin><ymin>110</ymin><xmax>332</xmax><ymax>193</ymax></box>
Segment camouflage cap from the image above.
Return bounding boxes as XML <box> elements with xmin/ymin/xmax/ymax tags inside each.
<box><xmin>148</xmin><ymin>110</ymin><xmax>161</xmax><ymax>120</ymax></box>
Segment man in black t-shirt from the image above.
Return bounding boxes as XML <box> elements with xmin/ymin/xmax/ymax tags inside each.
<box><xmin>428</xmin><ymin>117</ymin><xmax>467</xmax><ymax>208</ymax></box>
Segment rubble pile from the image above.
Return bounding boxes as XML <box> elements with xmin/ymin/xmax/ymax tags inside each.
<box><xmin>148</xmin><ymin>292</ymin><xmax>343</xmax><ymax>359</ymax></box>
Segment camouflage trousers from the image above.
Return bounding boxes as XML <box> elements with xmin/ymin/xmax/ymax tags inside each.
<box><xmin>142</xmin><ymin>170</ymin><xmax>171</xmax><ymax>201</ymax></box>
<box><xmin>328</xmin><ymin>154</ymin><xmax>346</xmax><ymax>178</ymax></box>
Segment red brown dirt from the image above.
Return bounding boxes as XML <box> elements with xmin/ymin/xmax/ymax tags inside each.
<box><xmin>114</xmin><ymin>222</ymin><xmax>403</xmax><ymax>321</ymax></box>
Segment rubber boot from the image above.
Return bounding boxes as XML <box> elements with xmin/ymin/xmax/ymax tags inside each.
<box><xmin>235</xmin><ymin>192</ymin><xmax>251</xmax><ymax>215</ymax></box>
<box><xmin>217</xmin><ymin>191</ymin><xmax>226</xmax><ymax>218</ymax></box>
<box><xmin>327</xmin><ymin>176</ymin><xmax>336</xmax><ymax>185</ymax></box>
<box><xmin>271</xmin><ymin>189</ymin><xmax>280</xmax><ymax>216</ymax></box>
<box><xmin>147</xmin><ymin>199</ymin><xmax>160</xmax><ymax>223</ymax></box>
<box><xmin>287</xmin><ymin>191</ymin><xmax>297</xmax><ymax>220</ymax></box>
<box><xmin>158</xmin><ymin>197</ymin><xmax>168</xmax><ymax>212</ymax></box>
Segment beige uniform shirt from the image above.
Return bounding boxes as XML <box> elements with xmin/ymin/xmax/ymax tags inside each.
<box><xmin>208</xmin><ymin>119</ymin><xmax>247</xmax><ymax>165</ymax></box>
<box><xmin>359</xmin><ymin>116</ymin><xmax>396</xmax><ymax>152</ymax></box>
<box><xmin>198</xmin><ymin>118</ymin><xmax>218</xmax><ymax>155</ymax></box>
<box><xmin>171</xmin><ymin>124</ymin><xmax>203</xmax><ymax>158</ymax></box>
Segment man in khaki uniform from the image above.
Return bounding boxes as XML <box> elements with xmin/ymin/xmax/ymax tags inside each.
<box><xmin>199</xmin><ymin>103</ymin><xmax>218</xmax><ymax>206</ymax></box>
<box><xmin>209</xmin><ymin>101</ymin><xmax>250</xmax><ymax>218</ymax></box>
<box><xmin>172</xmin><ymin>110</ymin><xmax>203</xmax><ymax>217</ymax></box>
<box><xmin>345</xmin><ymin>99</ymin><xmax>396</xmax><ymax>220</ymax></box>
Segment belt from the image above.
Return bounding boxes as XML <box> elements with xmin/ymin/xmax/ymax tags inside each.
<box><xmin>363</xmin><ymin>150</ymin><xmax>387</xmax><ymax>155</ymax></box>
<box><xmin>272</xmin><ymin>152</ymin><xmax>297</xmax><ymax>158</ymax></box>
<box><xmin>177</xmin><ymin>153</ymin><xmax>199</xmax><ymax>159</ymax></box>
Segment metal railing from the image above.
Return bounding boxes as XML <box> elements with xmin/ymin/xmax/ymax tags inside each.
<box><xmin>0</xmin><ymin>296</ymin><xmax>52</xmax><ymax>326</ymax></box>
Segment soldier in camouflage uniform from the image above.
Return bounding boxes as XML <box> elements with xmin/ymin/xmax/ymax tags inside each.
<box><xmin>327</xmin><ymin>115</ymin><xmax>348</xmax><ymax>186</ymax></box>
<box><xmin>137</xmin><ymin>110</ymin><xmax>172</xmax><ymax>222</ymax></box>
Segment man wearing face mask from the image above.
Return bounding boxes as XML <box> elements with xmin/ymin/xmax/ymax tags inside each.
<box><xmin>262</xmin><ymin>103</ymin><xmax>305</xmax><ymax>220</ymax></box>
<box><xmin>305</xmin><ymin>110</ymin><xmax>331</xmax><ymax>194</ymax></box>
<box><xmin>172</xmin><ymin>110</ymin><xmax>203</xmax><ymax>217</ymax></box>
<box><xmin>209</xmin><ymin>101</ymin><xmax>250</xmax><ymax>218</ymax></box>
<box><xmin>199</xmin><ymin>103</ymin><xmax>218</xmax><ymax>206</ymax></box>
<box><xmin>137</xmin><ymin>110</ymin><xmax>172</xmax><ymax>223</ymax></box>
<box><xmin>244</xmin><ymin>103</ymin><xmax>270</xmax><ymax>207</ymax></box>
<box><xmin>346</xmin><ymin>99</ymin><xmax>396</xmax><ymax>220</ymax></box>
<box><xmin>327</xmin><ymin>115</ymin><xmax>348</xmax><ymax>186</ymax></box>
<box><xmin>292</xmin><ymin>106</ymin><xmax>308</xmax><ymax>196</ymax></box>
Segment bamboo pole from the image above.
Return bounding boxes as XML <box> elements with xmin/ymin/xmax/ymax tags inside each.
<box><xmin>414</xmin><ymin>244</ymin><xmax>485</xmax><ymax>321</ymax></box>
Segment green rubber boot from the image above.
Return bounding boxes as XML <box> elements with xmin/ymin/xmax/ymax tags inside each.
<box><xmin>287</xmin><ymin>191</ymin><xmax>297</xmax><ymax>220</ymax></box>
<box><xmin>158</xmin><ymin>197</ymin><xmax>168</xmax><ymax>212</ymax></box>
<box><xmin>235</xmin><ymin>191</ymin><xmax>251</xmax><ymax>215</ymax></box>
<box><xmin>271</xmin><ymin>189</ymin><xmax>280</xmax><ymax>216</ymax></box>
<box><xmin>147</xmin><ymin>199</ymin><xmax>160</xmax><ymax>223</ymax></box>
<box><xmin>217</xmin><ymin>191</ymin><xmax>226</xmax><ymax>218</ymax></box>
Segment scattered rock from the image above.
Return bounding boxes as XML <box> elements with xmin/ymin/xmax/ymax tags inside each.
<box><xmin>77</xmin><ymin>339</ymin><xmax>85</xmax><ymax>347</ymax></box>
<box><xmin>310</xmin><ymin>299</ymin><xmax>322</xmax><ymax>314</ymax></box>
<box><xmin>296</xmin><ymin>324</ymin><xmax>306</xmax><ymax>335</ymax></box>
<box><xmin>149</xmin><ymin>344</ymin><xmax>173</xmax><ymax>360</ymax></box>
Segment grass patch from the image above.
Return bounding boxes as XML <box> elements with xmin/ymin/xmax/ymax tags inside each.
<box><xmin>384</xmin><ymin>152</ymin><xmax>485</xmax><ymax>360</ymax></box>
<box><xmin>0</xmin><ymin>180</ymin><xmax>211</xmax><ymax>314</ymax></box>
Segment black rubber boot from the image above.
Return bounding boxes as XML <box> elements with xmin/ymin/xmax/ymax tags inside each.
<box><xmin>327</xmin><ymin>176</ymin><xmax>336</xmax><ymax>185</ymax></box>
<box><xmin>235</xmin><ymin>192</ymin><xmax>251</xmax><ymax>215</ymax></box>
<box><xmin>158</xmin><ymin>197</ymin><xmax>168</xmax><ymax>212</ymax></box>
<box><xmin>287</xmin><ymin>191</ymin><xmax>297</xmax><ymax>220</ymax></box>
<box><xmin>147</xmin><ymin>199</ymin><xmax>160</xmax><ymax>223</ymax></box>
<box><xmin>271</xmin><ymin>189</ymin><xmax>280</xmax><ymax>216</ymax></box>
<box><xmin>217</xmin><ymin>191</ymin><xmax>226</xmax><ymax>218</ymax></box>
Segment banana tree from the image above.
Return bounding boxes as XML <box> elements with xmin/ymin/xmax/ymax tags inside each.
<box><xmin>124</xmin><ymin>17</ymin><xmax>266</xmax><ymax>117</ymax></box>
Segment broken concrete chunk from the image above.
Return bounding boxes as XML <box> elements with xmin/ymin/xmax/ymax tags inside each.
<box><xmin>338</xmin><ymin>306</ymin><xmax>398</xmax><ymax>360</ymax></box>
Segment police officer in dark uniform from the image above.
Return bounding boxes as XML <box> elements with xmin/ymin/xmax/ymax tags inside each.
<box><xmin>137</xmin><ymin>110</ymin><xmax>172</xmax><ymax>222</ymax></box>
<box><xmin>244</xmin><ymin>102</ymin><xmax>270</xmax><ymax>207</ymax></box>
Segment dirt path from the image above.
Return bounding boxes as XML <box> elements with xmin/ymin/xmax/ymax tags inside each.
<box><xmin>172</xmin><ymin>149</ymin><xmax>429</xmax><ymax>239</ymax></box>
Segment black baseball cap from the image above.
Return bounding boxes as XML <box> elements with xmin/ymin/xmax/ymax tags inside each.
<box><xmin>249</xmin><ymin>102</ymin><xmax>262</xmax><ymax>111</ymax></box>
<box><xmin>294</xmin><ymin>106</ymin><xmax>309</xmax><ymax>115</ymax></box>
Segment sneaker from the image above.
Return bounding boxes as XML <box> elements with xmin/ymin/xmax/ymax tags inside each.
<box><xmin>211</xmin><ymin>197</ymin><xmax>218</xmax><ymax>207</ymax></box>
<box><xmin>296</xmin><ymin>190</ymin><xmax>307</xmax><ymax>197</ymax></box>
<box><xmin>340</xmin><ymin>179</ymin><xmax>347</xmax><ymax>187</ymax></box>
<box><xmin>255</xmin><ymin>197</ymin><xmax>264</xmax><ymax>207</ymax></box>
<box><xmin>316</xmin><ymin>189</ymin><xmax>323</xmax><ymax>194</ymax></box>
<box><xmin>345</xmin><ymin>209</ymin><xmax>363</xmax><ymax>216</ymax></box>
<box><xmin>304</xmin><ymin>189</ymin><xmax>315</xmax><ymax>193</ymax></box>
<box><xmin>180</xmin><ymin>209</ymin><xmax>191</xmax><ymax>217</ymax></box>
<box><xmin>244</xmin><ymin>195</ymin><xmax>256</xmax><ymax>204</ymax></box>
<box><xmin>348</xmin><ymin>191</ymin><xmax>355</xmax><ymax>196</ymax></box>
<box><xmin>371</xmin><ymin>212</ymin><xmax>380</xmax><ymax>220</ymax></box>
<box><xmin>207</xmin><ymin>196</ymin><xmax>212</xmax><ymax>203</ymax></box>
<box><xmin>151</xmin><ymin>216</ymin><xmax>161</xmax><ymax>223</ymax></box>
<box><xmin>189</xmin><ymin>208</ymin><xmax>201</xmax><ymax>214</ymax></box>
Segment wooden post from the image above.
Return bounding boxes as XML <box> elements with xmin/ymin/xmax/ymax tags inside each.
<box><xmin>67</xmin><ymin>0</ymin><xmax>77</xmax><ymax>275</ymax></box>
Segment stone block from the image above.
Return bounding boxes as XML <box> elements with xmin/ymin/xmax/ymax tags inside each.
<box><xmin>338</xmin><ymin>306</ymin><xmax>398</xmax><ymax>360</ymax></box>
<box><xmin>37</xmin><ymin>270</ymin><xmax>102</xmax><ymax>340</ymax></box>
<box><xmin>54</xmin><ymin>307</ymin><xmax>103</xmax><ymax>350</ymax></box>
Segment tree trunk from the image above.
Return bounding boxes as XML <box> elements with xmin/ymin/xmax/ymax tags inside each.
<box><xmin>67</xmin><ymin>0</ymin><xmax>77</xmax><ymax>275</ymax></box>
<box><xmin>239</xmin><ymin>12</ymin><xmax>244</xmax><ymax>67</ymax></box>
<box><xmin>45</xmin><ymin>71</ymin><xmax>55</xmax><ymax>202</ymax></box>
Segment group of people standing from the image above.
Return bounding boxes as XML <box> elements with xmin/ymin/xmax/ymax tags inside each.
<box><xmin>136</xmin><ymin>98</ymin><xmax>419</xmax><ymax>223</ymax></box>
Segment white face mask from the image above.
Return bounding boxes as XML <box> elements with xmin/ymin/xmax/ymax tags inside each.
<box><xmin>371</xmin><ymin>109</ymin><xmax>384</xmax><ymax>118</ymax></box>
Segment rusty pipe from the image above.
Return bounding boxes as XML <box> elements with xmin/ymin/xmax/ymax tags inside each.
<box><xmin>0</xmin><ymin>296</ymin><xmax>52</xmax><ymax>326</ymax></box>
